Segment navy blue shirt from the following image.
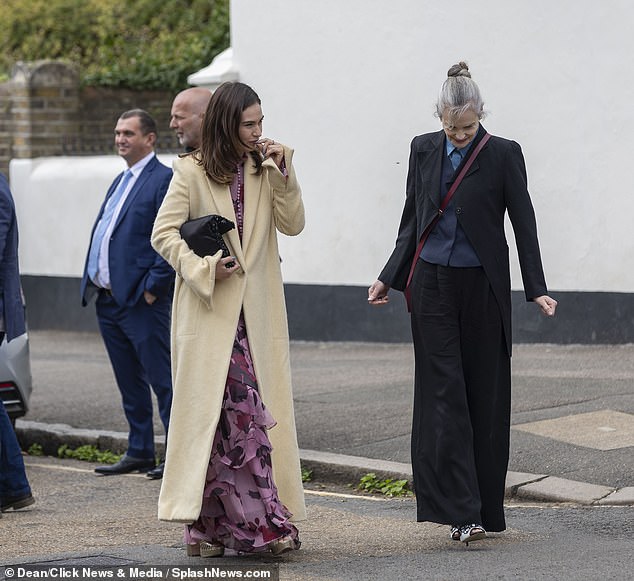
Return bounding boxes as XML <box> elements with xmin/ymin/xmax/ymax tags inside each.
<box><xmin>420</xmin><ymin>136</ymin><xmax>481</xmax><ymax>267</ymax></box>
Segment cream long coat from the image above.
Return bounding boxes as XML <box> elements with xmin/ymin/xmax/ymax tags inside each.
<box><xmin>151</xmin><ymin>147</ymin><xmax>306</xmax><ymax>523</ymax></box>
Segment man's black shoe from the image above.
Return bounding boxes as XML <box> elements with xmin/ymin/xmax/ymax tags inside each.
<box><xmin>1</xmin><ymin>493</ymin><xmax>35</xmax><ymax>511</ymax></box>
<box><xmin>95</xmin><ymin>455</ymin><xmax>155</xmax><ymax>475</ymax></box>
<box><xmin>146</xmin><ymin>462</ymin><xmax>165</xmax><ymax>480</ymax></box>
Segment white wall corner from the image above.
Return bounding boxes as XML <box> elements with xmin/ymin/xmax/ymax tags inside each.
<box><xmin>187</xmin><ymin>48</ymin><xmax>239</xmax><ymax>90</ymax></box>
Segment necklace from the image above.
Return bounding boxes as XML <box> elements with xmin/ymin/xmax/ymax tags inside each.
<box><xmin>231</xmin><ymin>161</ymin><xmax>245</xmax><ymax>240</ymax></box>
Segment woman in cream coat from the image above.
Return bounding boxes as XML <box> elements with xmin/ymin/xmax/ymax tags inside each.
<box><xmin>151</xmin><ymin>82</ymin><xmax>306</xmax><ymax>557</ymax></box>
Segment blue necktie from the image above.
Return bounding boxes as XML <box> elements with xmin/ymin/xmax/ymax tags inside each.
<box><xmin>87</xmin><ymin>169</ymin><xmax>133</xmax><ymax>282</ymax></box>
<box><xmin>450</xmin><ymin>148</ymin><xmax>462</xmax><ymax>170</ymax></box>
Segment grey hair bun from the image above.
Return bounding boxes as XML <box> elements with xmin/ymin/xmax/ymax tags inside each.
<box><xmin>435</xmin><ymin>61</ymin><xmax>484</xmax><ymax>119</ymax></box>
<box><xmin>447</xmin><ymin>62</ymin><xmax>471</xmax><ymax>78</ymax></box>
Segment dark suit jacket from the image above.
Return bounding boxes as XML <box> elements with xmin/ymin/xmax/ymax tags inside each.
<box><xmin>81</xmin><ymin>155</ymin><xmax>174</xmax><ymax>307</ymax></box>
<box><xmin>0</xmin><ymin>174</ymin><xmax>26</xmax><ymax>342</ymax></box>
<box><xmin>379</xmin><ymin>125</ymin><xmax>548</xmax><ymax>354</ymax></box>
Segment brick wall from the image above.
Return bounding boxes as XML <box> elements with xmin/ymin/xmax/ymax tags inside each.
<box><xmin>0</xmin><ymin>83</ymin><xmax>11</xmax><ymax>175</ymax></box>
<box><xmin>0</xmin><ymin>60</ymin><xmax>179</xmax><ymax>179</ymax></box>
<box><xmin>71</xmin><ymin>86</ymin><xmax>180</xmax><ymax>155</ymax></box>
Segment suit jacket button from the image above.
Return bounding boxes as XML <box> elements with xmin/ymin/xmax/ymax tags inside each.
<box><xmin>456</xmin><ymin>207</ymin><xmax>462</xmax><ymax>214</ymax></box>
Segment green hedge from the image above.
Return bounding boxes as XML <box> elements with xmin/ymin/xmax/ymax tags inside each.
<box><xmin>0</xmin><ymin>0</ymin><xmax>230</xmax><ymax>91</ymax></box>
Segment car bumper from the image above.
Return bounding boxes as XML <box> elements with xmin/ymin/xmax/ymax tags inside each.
<box><xmin>0</xmin><ymin>332</ymin><xmax>33</xmax><ymax>419</ymax></box>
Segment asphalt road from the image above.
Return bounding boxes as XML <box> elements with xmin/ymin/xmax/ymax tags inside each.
<box><xmin>23</xmin><ymin>331</ymin><xmax>634</xmax><ymax>489</ymax></box>
<box><xmin>1</xmin><ymin>455</ymin><xmax>632</xmax><ymax>581</ymax></box>
<box><xmin>6</xmin><ymin>329</ymin><xmax>634</xmax><ymax>579</ymax></box>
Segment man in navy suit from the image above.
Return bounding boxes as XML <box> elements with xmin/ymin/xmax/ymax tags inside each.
<box><xmin>81</xmin><ymin>109</ymin><xmax>174</xmax><ymax>478</ymax></box>
<box><xmin>0</xmin><ymin>173</ymin><xmax>35</xmax><ymax>514</ymax></box>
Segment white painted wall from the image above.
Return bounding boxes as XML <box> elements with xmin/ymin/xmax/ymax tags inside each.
<box><xmin>228</xmin><ymin>0</ymin><xmax>634</xmax><ymax>292</ymax></box>
<box><xmin>10</xmin><ymin>155</ymin><xmax>176</xmax><ymax>277</ymax></box>
<box><xmin>9</xmin><ymin>0</ymin><xmax>634</xmax><ymax>294</ymax></box>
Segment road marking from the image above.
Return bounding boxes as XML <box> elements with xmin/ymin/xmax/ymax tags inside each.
<box><xmin>26</xmin><ymin>461</ymin><xmax>93</xmax><ymax>473</ymax></box>
<box><xmin>25</xmin><ymin>461</ymin><xmax>148</xmax><ymax>478</ymax></box>
<box><xmin>304</xmin><ymin>489</ymin><xmax>395</xmax><ymax>502</ymax></box>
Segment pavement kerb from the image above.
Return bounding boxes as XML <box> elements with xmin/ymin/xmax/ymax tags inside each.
<box><xmin>15</xmin><ymin>419</ymin><xmax>634</xmax><ymax>507</ymax></box>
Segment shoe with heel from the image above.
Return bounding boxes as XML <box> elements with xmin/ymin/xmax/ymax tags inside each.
<box><xmin>268</xmin><ymin>536</ymin><xmax>301</xmax><ymax>556</ymax></box>
<box><xmin>186</xmin><ymin>541</ymin><xmax>225</xmax><ymax>558</ymax></box>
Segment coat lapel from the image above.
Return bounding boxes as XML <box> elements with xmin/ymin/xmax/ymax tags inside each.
<box><xmin>418</xmin><ymin>130</ymin><xmax>445</xmax><ymax>211</ymax></box>
<box><xmin>241</xmin><ymin>157</ymin><xmax>264</xmax><ymax>257</ymax></box>
<box><xmin>448</xmin><ymin>124</ymin><xmax>490</xmax><ymax>204</ymax></box>
<box><xmin>113</xmin><ymin>157</ymin><xmax>155</xmax><ymax>230</ymax></box>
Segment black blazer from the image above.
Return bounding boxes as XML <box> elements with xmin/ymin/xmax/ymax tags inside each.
<box><xmin>379</xmin><ymin>125</ymin><xmax>548</xmax><ymax>354</ymax></box>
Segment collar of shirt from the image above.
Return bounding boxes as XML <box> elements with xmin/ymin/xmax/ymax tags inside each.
<box><xmin>445</xmin><ymin>136</ymin><xmax>475</xmax><ymax>161</ymax></box>
<box><xmin>126</xmin><ymin>151</ymin><xmax>155</xmax><ymax>178</ymax></box>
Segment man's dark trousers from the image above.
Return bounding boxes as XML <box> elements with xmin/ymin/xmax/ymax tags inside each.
<box><xmin>96</xmin><ymin>291</ymin><xmax>172</xmax><ymax>459</ymax></box>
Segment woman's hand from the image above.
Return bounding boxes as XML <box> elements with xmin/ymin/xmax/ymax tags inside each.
<box><xmin>257</xmin><ymin>138</ymin><xmax>285</xmax><ymax>169</ymax></box>
<box><xmin>368</xmin><ymin>280</ymin><xmax>390</xmax><ymax>305</ymax></box>
<box><xmin>533</xmin><ymin>295</ymin><xmax>557</xmax><ymax>317</ymax></box>
<box><xmin>215</xmin><ymin>256</ymin><xmax>240</xmax><ymax>280</ymax></box>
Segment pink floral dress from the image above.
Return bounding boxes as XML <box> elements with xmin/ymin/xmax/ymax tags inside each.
<box><xmin>184</xmin><ymin>161</ymin><xmax>300</xmax><ymax>553</ymax></box>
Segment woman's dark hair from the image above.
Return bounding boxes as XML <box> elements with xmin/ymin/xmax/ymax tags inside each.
<box><xmin>197</xmin><ymin>82</ymin><xmax>263</xmax><ymax>184</ymax></box>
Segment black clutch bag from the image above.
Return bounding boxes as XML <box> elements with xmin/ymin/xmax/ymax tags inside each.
<box><xmin>180</xmin><ymin>214</ymin><xmax>235</xmax><ymax>264</ymax></box>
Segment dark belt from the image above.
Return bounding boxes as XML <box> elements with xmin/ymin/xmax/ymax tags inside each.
<box><xmin>99</xmin><ymin>288</ymin><xmax>113</xmax><ymax>297</ymax></box>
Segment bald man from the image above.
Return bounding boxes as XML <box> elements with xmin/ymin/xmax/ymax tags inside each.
<box><xmin>169</xmin><ymin>87</ymin><xmax>212</xmax><ymax>151</ymax></box>
<box><xmin>146</xmin><ymin>88</ymin><xmax>211</xmax><ymax>481</ymax></box>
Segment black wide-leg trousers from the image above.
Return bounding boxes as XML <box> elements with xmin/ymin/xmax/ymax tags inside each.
<box><xmin>409</xmin><ymin>259</ymin><xmax>510</xmax><ymax>531</ymax></box>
